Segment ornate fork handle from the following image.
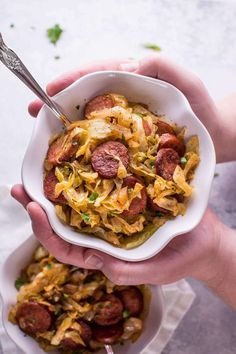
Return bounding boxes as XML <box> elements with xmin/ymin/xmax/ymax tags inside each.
<box><xmin>0</xmin><ymin>33</ymin><xmax>71</xmax><ymax>126</ymax></box>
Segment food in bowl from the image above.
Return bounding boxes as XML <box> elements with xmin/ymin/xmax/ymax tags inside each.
<box><xmin>9</xmin><ymin>244</ymin><xmax>151</xmax><ymax>353</ymax></box>
<box><xmin>43</xmin><ymin>93</ymin><xmax>200</xmax><ymax>249</ymax></box>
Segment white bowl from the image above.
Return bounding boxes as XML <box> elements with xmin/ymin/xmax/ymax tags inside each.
<box><xmin>21</xmin><ymin>71</ymin><xmax>215</xmax><ymax>261</ymax></box>
<box><xmin>0</xmin><ymin>235</ymin><xmax>164</xmax><ymax>354</ymax></box>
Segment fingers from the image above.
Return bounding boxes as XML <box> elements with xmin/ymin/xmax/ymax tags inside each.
<box><xmin>11</xmin><ymin>184</ymin><xmax>32</xmax><ymax>209</ymax></box>
<box><xmin>26</xmin><ymin>202</ymin><xmax>90</xmax><ymax>267</ymax></box>
<box><xmin>83</xmin><ymin>246</ymin><xmax>185</xmax><ymax>286</ymax></box>
<box><xmin>121</xmin><ymin>55</ymin><xmax>218</xmax><ymax>129</ymax></box>
<box><xmin>28</xmin><ymin>58</ymin><xmax>131</xmax><ymax>117</ymax></box>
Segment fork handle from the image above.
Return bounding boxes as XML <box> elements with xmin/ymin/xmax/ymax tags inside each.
<box><xmin>0</xmin><ymin>33</ymin><xmax>71</xmax><ymax>126</ymax></box>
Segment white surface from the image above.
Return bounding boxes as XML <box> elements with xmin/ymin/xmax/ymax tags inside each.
<box><xmin>0</xmin><ymin>235</ymin><xmax>164</xmax><ymax>354</ymax></box>
<box><xmin>22</xmin><ymin>71</ymin><xmax>215</xmax><ymax>261</ymax></box>
<box><xmin>1</xmin><ymin>0</ymin><xmax>236</xmax><ymax>187</ymax></box>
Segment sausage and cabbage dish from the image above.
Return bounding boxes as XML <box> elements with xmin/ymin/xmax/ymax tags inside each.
<box><xmin>43</xmin><ymin>93</ymin><xmax>200</xmax><ymax>248</ymax></box>
<box><xmin>9</xmin><ymin>245</ymin><xmax>149</xmax><ymax>353</ymax></box>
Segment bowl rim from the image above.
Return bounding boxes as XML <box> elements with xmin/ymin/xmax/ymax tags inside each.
<box><xmin>0</xmin><ymin>234</ymin><xmax>165</xmax><ymax>354</ymax></box>
<box><xmin>21</xmin><ymin>70</ymin><xmax>216</xmax><ymax>261</ymax></box>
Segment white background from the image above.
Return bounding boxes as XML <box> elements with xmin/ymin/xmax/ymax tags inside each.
<box><xmin>1</xmin><ymin>0</ymin><xmax>236</xmax><ymax>185</ymax></box>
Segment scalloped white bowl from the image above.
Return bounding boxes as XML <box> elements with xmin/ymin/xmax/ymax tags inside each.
<box><xmin>21</xmin><ymin>71</ymin><xmax>215</xmax><ymax>261</ymax></box>
<box><xmin>0</xmin><ymin>235</ymin><xmax>164</xmax><ymax>354</ymax></box>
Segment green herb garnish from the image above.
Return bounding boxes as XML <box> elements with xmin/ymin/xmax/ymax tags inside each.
<box><xmin>89</xmin><ymin>192</ymin><xmax>99</xmax><ymax>202</ymax></box>
<box><xmin>180</xmin><ymin>157</ymin><xmax>187</xmax><ymax>164</ymax></box>
<box><xmin>63</xmin><ymin>293</ymin><xmax>69</xmax><ymax>299</ymax></box>
<box><xmin>136</xmin><ymin>113</ymin><xmax>144</xmax><ymax>118</ymax></box>
<box><xmin>15</xmin><ymin>278</ymin><xmax>25</xmax><ymax>290</ymax></box>
<box><xmin>54</xmin><ymin>307</ymin><xmax>62</xmax><ymax>316</ymax></box>
<box><xmin>156</xmin><ymin>211</ymin><xmax>164</xmax><ymax>217</ymax></box>
<box><xmin>82</xmin><ymin>213</ymin><xmax>90</xmax><ymax>222</ymax></box>
<box><xmin>46</xmin><ymin>263</ymin><xmax>52</xmax><ymax>270</ymax></box>
<box><xmin>47</xmin><ymin>24</ymin><xmax>63</xmax><ymax>45</ymax></box>
<box><xmin>149</xmin><ymin>160</ymin><xmax>155</xmax><ymax>168</ymax></box>
<box><xmin>123</xmin><ymin>309</ymin><xmax>130</xmax><ymax>318</ymax></box>
<box><xmin>144</xmin><ymin>43</ymin><xmax>161</xmax><ymax>51</ymax></box>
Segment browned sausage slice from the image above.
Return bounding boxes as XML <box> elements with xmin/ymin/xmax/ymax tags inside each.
<box><xmin>155</xmin><ymin>148</ymin><xmax>180</xmax><ymax>181</ymax></box>
<box><xmin>142</xmin><ymin>120</ymin><xmax>152</xmax><ymax>136</ymax></box>
<box><xmin>159</xmin><ymin>133</ymin><xmax>185</xmax><ymax>156</ymax></box>
<box><xmin>16</xmin><ymin>302</ymin><xmax>52</xmax><ymax>334</ymax></box>
<box><xmin>121</xmin><ymin>176</ymin><xmax>147</xmax><ymax>218</ymax></box>
<box><xmin>60</xmin><ymin>321</ymin><xmax>92</xmax><ymax>349</ymax></box>
<box><xmin>85</xmin><ymin>94</ymin><xmax>114</xmax><ymax>117</ymax></box>
<box><xmin>91</xmin><ymin>141</ymin><xmax>129</xmax><ymax>179</ymax></box>
<box><xmin>156</xmin><ymin>121</ymin><xmax>175</xmax><ymax>136</ymax></box>
<box><xmin>46</xmin><ymin>131</ymin><xmax>79</xmax><ymax>166</ymax></box>
<box><xmin>92</xmin><ymin>322</ymin><xmax>124</xmax><ymax>344</ymax></box>
<box><xmin>116</xmin><ymin>286</ymin><xmax>143</xmax><ymax>316</ymax></box>
<box><xmin>43</xmin><ymin>169</ymin><xmax>66</xmax><ymax>204</ymax></box>
<box><xmin>93</xmin><ymin>294</ymin><xmax>123</xmax><ymax>326</ymax></box>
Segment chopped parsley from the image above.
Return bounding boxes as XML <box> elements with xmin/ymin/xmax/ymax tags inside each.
<box><xmin>82</xmin><ymin>213</ymin><xmax>90</xmax><ymax>222</ymax></box>
<box><xmin>156</xmin><ymin>211</ymin><xmax>164</xmax><ymax>217</ymax></box>
<box><xmin>144</xmin><ymin>43</ymin><xmax>161</xmax><ymax>51</ymax></box>
<box><xmin>136</xmin><ymin>113</ymin><xmax>144</xmax><ymax>118</ymax></box>
<box><xmin>47</xmin><ymin>24</ymin><xmax>63</xmax><ymax>45</ymax></box>
<box><xmin>46</xmin><ymin>263</ymin><xmax>52</xmax><ymax>270</ymax></box>
<box><xmin>63</xmin><ymin>293</ymin><xmax>69</xmax><ymax>299</ymax></box>
<box><xmin>15</xmin><ymin>278</ymin><xmax>25</xmax><ymax>290</ymax></box>
<box><xmin>89</xmin><ymin>192</ymin><xmax>99</xmax><ymax>202</ymax></box>
<box><xmin>180</xmin><ymin>157</ymin><xmax>187</xmax><ymax>164</ymax></box>
<box><xmin>123</xmin><ymin>309</ymin><xmax>130</xmax><ymax>318</ymax></box>
<box><xmin>149</xmin><ymin>160</ymin><xmax>155</xmax><ymax>168</ymax></box>
<box><xmin>54</xmin><ymin>307</ymin><xmax>63</xmax><ymax>316</ymax></box>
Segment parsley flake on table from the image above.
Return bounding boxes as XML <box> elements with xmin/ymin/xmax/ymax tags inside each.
<box><xmin>144</xmin><ymin>43</ymin><xmax>161</xmax><ymax>51</ymax></box>
<box><xmin>47</xmin><ymin>24</ymin><xmax>63</xmax><ymax>45</ymax></box>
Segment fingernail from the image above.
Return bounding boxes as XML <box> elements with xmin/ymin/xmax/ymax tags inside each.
<box><xmin>120</xmin><ymin>60</ymin><xmax>139</xmax><ymax>72</ymax></box>
<box><xmin>84</xmin><ymin>254</ymin><xmax>103</xmax><ymax>269</ymax></box>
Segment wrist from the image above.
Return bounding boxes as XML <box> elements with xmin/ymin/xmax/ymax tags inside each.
<box><xmin>193</xmin><ymin>223</ymin><xmax>236</xmax><ymax>307</ymax></box>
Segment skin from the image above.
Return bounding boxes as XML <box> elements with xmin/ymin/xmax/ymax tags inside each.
<box><xmin>11</xmin><ymin>55</ymin><xmax>236</xmax><ymax>310</ymax></box>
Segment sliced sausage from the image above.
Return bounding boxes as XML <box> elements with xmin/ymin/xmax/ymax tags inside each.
<box><xmin>147</xmin><ymin>196</ymin><xmax>169</xmax><ymax>214</ymax></box>
<box><xmin>116</xmin><ymin>287</ymin><xmax>143</xmax><ymax>317</ymax></box>
<box><xmin>142</xmin><ymin>120</ymin><xmax>152</xmax><ymax>136</ymax></box>
<box><xmin>159</xmin><ymin>133</ymin><xmax>185</xmax><ymax>156</ymax></box>
<box><xmin>85</xmin><ymin>94</ymin><xmax>114</xmax><ymax>117</ymax></box>
<box><xmin>121</xmin><ymin>176</ymin><xmax>147</xmax><ymax>218</ymax></box>
<box><xmin>155</xmin><ymin>148</ymin><xmax>180</xmax><ymax>181</ymax></box>
<box><xmin>43</xmin><ymin>169</ymin><xmax>66</xmax><ymax>204</ymax></box>
<box><xmin>16</xmin><ymin>302</ymin><xmax>52</xmax><ymax>334</ymax></box>
<box><xmin>93</xmin><ymin>294</ymin><xmax>123</xmax><ymax>326</ymax></box>
<box><xmin>91</xmin><ymin>141</ymin><xmax>129</xmax><ymax>179</ymax></box>
<box><xmin>92</xmin><ymin>322</ymin><xmax>124</xmax><ymax>344</ymax></box>
<box><xmin>156</xmin><ymin>121</ymin><xmax>175</xmax><ymax>136</ymax></box>
<box><xmin>61</xmin><ymin>321</ymin><xmax>92</xmax><ymax>350</ymax></box>
<box><xmin>46</xmin><ymin>131</ymin><xmax>79</xmax><ymax>166</ymax></box>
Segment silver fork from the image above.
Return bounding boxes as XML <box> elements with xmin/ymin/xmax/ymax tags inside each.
<box><xmin>105</xmin><ymin>344</ymin><xmax>114</xmax><ymax>354</ymax></box>
<box><xmin>0</xmin><ymin>32</ymin><xmax>71</xmax><ymax>127</ymax></box>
